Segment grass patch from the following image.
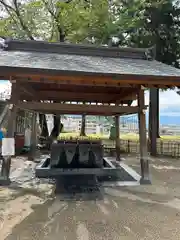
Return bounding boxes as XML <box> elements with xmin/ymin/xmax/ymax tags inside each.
<box><xmin>58</xmin><ymin>132</ymin><xmax>180</xmax><ymax>141</ymax></box>
<box><xmin>58</xmin><ymin>132</ymin><xmax>138</xmax><ymax>140</ymax></box>
<box><xmin>160</xmin><ymin>135</ymin><xmax>180</xmax><ymax>141</ymax></box>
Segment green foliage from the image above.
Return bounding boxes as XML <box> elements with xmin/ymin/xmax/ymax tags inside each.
<box><xmin>126</xmin><ymin>0</ymin><xmax>180</xmax><ymax>67</ymax></box>
<box><xmin>109</xmin><ymin>126</ymin><xmax>116</xmax><ymax>140</ymax></box>
<box><xmin>0</xmin><ymin>0</ymin><xmax>148</xmax><ymax>44</ymax></box>
<box><xmin>0</xmin><ymin>18</ymin><xmax>12</xmax><ymax>36</ymax></box>
<box><xmin>1</xmin><ymin>0</ymin><xmax>180</xmax><ymax>53</ymax></box>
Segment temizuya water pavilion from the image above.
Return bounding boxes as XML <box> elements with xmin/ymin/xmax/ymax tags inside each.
<box><xmin>0</xmin><ymin>38</ymin><xmax>180</xmax><ymax>186</ymax></box>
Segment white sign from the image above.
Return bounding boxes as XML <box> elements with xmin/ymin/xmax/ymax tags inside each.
<box><xmin>2</xmin><ymin>138</ymin><xmax>15</xmax><ymax>156</ymax></box>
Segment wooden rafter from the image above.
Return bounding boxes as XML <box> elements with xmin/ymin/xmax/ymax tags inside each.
<box><xmin>19</xmin><ymin>90</ymin><xmax>137</xmax><ymax>103</ymax></box>
<box><xmin>19</xmin><ymin>85</ymin><xmax>37</xmax><ymax>97</ymax></box>
<box><xmin>15</xmin><ymin>102</ymin><xmax>147</xmax><ymax>116</ymax></box>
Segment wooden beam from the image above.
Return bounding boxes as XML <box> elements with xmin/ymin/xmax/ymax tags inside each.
<box><xmin>4</xmin><ymin>70</ymin><xmax>180</xmax><ymax>87</ymax></box>
<box><xmin>9</xmin><ymin>74</ymin><xmax>138</xmax><ymax>87</ymax></box>
<box><xmin>19</xmin><ymin>85</ymin><xmax>37</xmax><ymax>97</ymax></box>
<box><xmin>19</xmin><ymin>84</ymin><xmax>52</xmax><ymax>101</ymax></box>
<box><xmin>6</xmin><ymin>84</ymin><xmax>19</xmax><ymax>136</ymax></box>
<box><xmin>28</xmin><ymin>113</ymin><xmax>37</xmax><ymax>161</ymax></box>
<box><xmin>16</xmin><ymin>102</ymin><xmax>147</xmax><ymax>116</ymax></box>
<box><xmin>138</xmin><ymin>89</ymin><xmax>150</xmax><ymax>184</ymax></box>
<box><xmin>19</xmin><ymin>90</ymin><xmax>137</xmax><ymax>102</ymax></box>
<box><xmin>12</xmin><ymin>77</ymin><xmax>137</xmax><ymax>88</ymax></box>
<box><xmin>9</xmin><ymin>77</ymin><xmax>170</xmax><ymax>89</ymax></box>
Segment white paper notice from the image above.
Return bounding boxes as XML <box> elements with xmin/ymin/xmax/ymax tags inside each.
<box><xmin>2</xmin><ymin>138</ymin><xmax>15</xmax><ymax>156</ymax></box>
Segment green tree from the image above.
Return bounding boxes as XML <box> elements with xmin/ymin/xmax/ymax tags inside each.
<box><xmin>130</xmin><ymin>0</ymin><xmax>180</xmax><ymax>154</ymax></box>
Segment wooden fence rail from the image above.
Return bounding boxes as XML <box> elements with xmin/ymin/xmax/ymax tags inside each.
<box><xmin>102</xmin><ymin>139</ymin><xmax>180</xmax><ymax>158</ymax></box>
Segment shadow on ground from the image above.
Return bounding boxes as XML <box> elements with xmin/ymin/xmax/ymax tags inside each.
<box><xmin>54</xmin><ymin>175</ymin><xmax>105</xmax><ymax>201</ymax></box>
<box><xmin>4</xmin><ymin>198</ymin><xmax>68</xmax><ymax>240</ymax></box>
<box><xmin>4</xmin><ymin>176</ymin><xmax>105</xmax><ymax>240</ymax></box>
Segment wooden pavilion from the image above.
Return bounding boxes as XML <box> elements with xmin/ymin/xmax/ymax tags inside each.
<box><xmin>1</xmin><ymin>38</ymin><xmax>180</xmax><ymax>185</ymax></box>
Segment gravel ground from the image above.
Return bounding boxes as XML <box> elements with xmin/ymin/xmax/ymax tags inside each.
<box><xmin>0</xmin><ymin>155</ymin><xmax>180</xmax><ymax>239</ymax></box>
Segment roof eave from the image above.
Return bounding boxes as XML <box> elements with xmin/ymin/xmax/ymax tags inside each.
<box><xmin>0</xmin><ymin>65</ymin><xmax>179</xmax><ymax>87</ymax></box>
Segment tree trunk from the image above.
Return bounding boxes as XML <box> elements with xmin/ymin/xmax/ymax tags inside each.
<box><xmin>109</xmin><ymin>117</ymin><xmax>116</xmax><ymax>140</ymax></box>
<box><xmin>39</xmin><ymin>113</ymin><xmax>49</xmax><ymax>138</ymax></box>
<box><xmin>50</xmin><ymin>115</ymin><xmax>61</xmax><ymax>139</ymax></box>
<box><xmin>80</xmin><ymin>114</ymin><xmax>86</xmax><ymax>136</ymax></box>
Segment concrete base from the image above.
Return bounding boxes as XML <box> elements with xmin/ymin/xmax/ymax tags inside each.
<box><xmin>35</xmin><ymin>156</ymin><xmax>144</xmax><ymax>188</ymax></box>
<box><xmin>140</xmin><ymin>177</ymin><xmax>151</xmax><ymax>185</ymax></box>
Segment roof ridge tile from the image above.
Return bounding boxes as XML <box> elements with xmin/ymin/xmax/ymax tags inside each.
<box><xmin>2</xmin><ymin>38</ymin><xmax>155</xmax><ymax>60</ymax></box>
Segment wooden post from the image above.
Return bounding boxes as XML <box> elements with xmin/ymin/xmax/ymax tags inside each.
<box><xmin>0</xmin><ymin>83</ymin><xmax>18</xmax><ymax>184</ymax></box>
<box><xmin>149</xmin><ymin>88</ymin><xmax>158</xmax><ymax>156</ymax></box>
<box><xmin>28</xmin><ymin>112</ymin><xmax>37</xmax><ymax>161</ymax></box>
<box><xmin>138</xmin><ymin>89</ymin><xmax>151</xmax><ymax>184</ymax></box>
<box><xmin>115</xmin><ymin>115</ymin><xmax>120</xmax><ymax>161</ymax></box>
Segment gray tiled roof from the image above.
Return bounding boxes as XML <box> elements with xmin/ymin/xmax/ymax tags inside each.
<box><xmin>0</xmin><ymin>50</ymin><xmax>180</xmax><ymax>77</ymax></box>
<box><xmin>0</xmin><ymin>39</ymin><xmax>180</xmax><ymax>78</ymax></box>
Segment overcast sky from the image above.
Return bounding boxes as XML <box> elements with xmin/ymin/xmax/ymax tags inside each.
<box><xmin>145</xmin><ymin>89</ymin><xmax>180</xmax><ymax>110</ymax></box>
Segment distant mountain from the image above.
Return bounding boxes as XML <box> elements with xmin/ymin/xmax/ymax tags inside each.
<box><xmin>159</xmin><ymin>116</ymin><xmax>180</xmax><ymax>125</ymax></box>
<box><xmin>122</xmin><ymin>110</ymin><xmax>180</xmax><ymax>126</ymax></box>
<box><xmin>159</xmin><ymin>105</ymin><xmax>180</xmax><ymax>125</ymax></box>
